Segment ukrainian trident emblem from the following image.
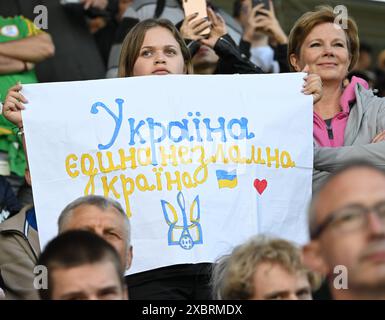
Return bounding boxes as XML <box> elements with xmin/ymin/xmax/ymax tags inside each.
<box><xmin>161</xmin><ymin>191</ymin><xmax>203</xmax><ymax>250</ymax></box>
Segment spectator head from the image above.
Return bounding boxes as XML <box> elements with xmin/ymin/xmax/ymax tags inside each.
<box><xmin>118</xmin><ymin>18</ymin><xmax>193</xmax><ymax>77</ymax></box>
<box><xmin>212</xmin><ymin>236</ymin><xmax>318</xmax><ymax>300</ymax></box>
<box><xmin>305</xmin><ymin>161</ymin><xmax>385</xmax><ymax>299</ymax></box>
<box><xmin>288</xmin><ymin>6</ymin><xmax>359</xmax><ymax>79</ymax></box>
<box><xmin>58</xmin><ymin>195</ymin><xmax>132</xmax><ymax>271</ymax></box>
<box><xmin>37</xmin><ymin>230</ymin><xmax>127</xmax><ymax>300</ymax></box>
<box><xmin>354</xmin><ymin>42</ymin><xmax>373</xmax><ymax>71</ymax></box>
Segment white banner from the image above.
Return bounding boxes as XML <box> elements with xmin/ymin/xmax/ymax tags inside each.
<box><xmin>22</xmin><ymin>74</ymin><xmax>313</xmax><ymax>274</ymax></box>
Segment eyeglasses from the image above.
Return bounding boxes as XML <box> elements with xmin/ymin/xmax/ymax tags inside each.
<box><xmin>311</xmin><ymin>201</ymin><xmax>385</xmax><ymax>239</ymax></box>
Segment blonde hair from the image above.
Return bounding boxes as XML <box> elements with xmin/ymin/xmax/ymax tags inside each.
<box><xmin>118</xmin><ymin>19</ymin><xmax>193</xmax><ymax>77</ymax></box>
<box><xmin>288</xmin><ymin>5</ymin><xmax>359</xmax><ymax>72</ymax></box>
<box><xmin>211</xmin><ymin>236</ymin><xmax>320</xmax><ymax>300</ymax></box>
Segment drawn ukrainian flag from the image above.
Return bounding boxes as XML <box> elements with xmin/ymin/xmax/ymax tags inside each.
<box><xmin>216</xmin><ymin>169</ymin><xmax>238</xmax><ymax>189</ymax></box>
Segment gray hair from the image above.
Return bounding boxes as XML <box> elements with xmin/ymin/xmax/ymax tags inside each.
<box><xmin>58</xmin><ymin>195</ymin><xmax>131</xmax><ymax>247</ymax></box>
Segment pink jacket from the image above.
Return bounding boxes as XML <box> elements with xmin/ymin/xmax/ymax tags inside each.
<box><xmin>313</xmin><ymin>76</ymin><xmax>369</xmax><ymax>147</ymax></box>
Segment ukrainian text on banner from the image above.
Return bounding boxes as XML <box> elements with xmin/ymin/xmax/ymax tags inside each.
<box><xmin>22</xmin><ymin>74</ymin><xmax>313</xmax><ymax>274</ymax></box>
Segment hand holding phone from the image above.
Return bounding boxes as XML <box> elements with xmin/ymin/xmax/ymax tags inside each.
<box><xmin>182</xmin><ymin>0</ymin><xmax>210</xmax><ymax>36</ymax></box>
<box><xmin>200</xmin><ymin>7</ymin><xmax>227</xmax><ymax>49</ymax></box>
<box><xmin>247</xmin><ymin>0</ymin><xmax>288</xmax><ymax>45</ymax></box>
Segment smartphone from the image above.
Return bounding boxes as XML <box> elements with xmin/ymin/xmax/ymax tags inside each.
<box><xmin>252</xmin><ymin>0</ymin><xmax>270</xmax><ymax>13</ymax></box>
<box><xmin>182</xmin><ymin>0</ymin><xmax>210</xmax><ymax>36</ymax></box>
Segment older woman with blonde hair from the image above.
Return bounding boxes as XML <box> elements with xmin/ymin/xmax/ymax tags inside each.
<box><xmin>288</xmin><ymin>6</ymin><xmax>385</xmax><ymax>191</ymax></box>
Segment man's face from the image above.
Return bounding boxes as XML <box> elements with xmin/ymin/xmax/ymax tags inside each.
<box><xmin>61</xmin><ymin>205</ymin><xmax>132</xmax><ymax>270</ymax></box>
<box><xmin>314</xmin><ymin>168</ymin><xmax>385</xmax><ymax>292</ymax></box>
<box><xmin>50</xmin><ymin>261</ymin><xmax>127</xmax><ymax>300</ymax></box>
<box><xmin>251</xmin><ymin>262</ymin><xmax>312</xmax><ymax>300</ymax></box>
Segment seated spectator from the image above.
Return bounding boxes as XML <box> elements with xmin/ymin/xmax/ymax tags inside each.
<box><xmin>212</xmin><ymin>236</ymin><xmax>319</xmax><ymax>300</ymax></box>
<box><xmin>58</xmin><ymin>195</ymin><xmax>133</xmax><ymax>271</ymax></box>
<box><xmin>234</xmin><ymin>0</ymin><xmax>289</xmax><ymax>73</ymax></box>
<box><xmin>353</xmin><ymin>42</ymin><xmax>373</xmax><ymax>72</ymax></box>
<box><xmin>0</xmin><ymin>204</ymin><xmax>37</xmax><ymax>299</ymax></box>
<box><xmin>0</xmin><ymin>14</ymin><xmax>54</xmax><ymax>199</ymax></box>
<box><xmin>1</xmin><ymin>0</ymin><xmax>110</xmax><ymax>82</ymax></box>
<box><xmin>0</xmin><ymin>175</ymin><xmax>22</xmax><ymax>223</ymax></box>
<box><xmin>288</xmin><ymin>6</ymin><xmax>385</xmax><ymax>191</ymax></box>
<box><xmin>304</xmin><ymin>161</ymin><xmax>385</xmax><ymax>299</ymax></box>
<box><xmin>38</xmin><ymin>230</ymin><xmax>127</xmax><ymax>300</ymax></box>
<box><xmin>0</xmin><ymin>194</ymin><xmax>132</xmax><ymax>299</ymax></box>
<box><xmin>0</xmin><ymin>168</ymin><xmax>38</xmax><ymax>300</ymax></box>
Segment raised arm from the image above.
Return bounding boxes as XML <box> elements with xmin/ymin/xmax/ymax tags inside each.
<box><xmin>2</xmin><ymin>84</ymin><xmax>28</xmax><ymax>163</ymax></box>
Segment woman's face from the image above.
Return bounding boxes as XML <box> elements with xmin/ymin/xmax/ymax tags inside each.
<box><xmin>133</xmin><ymin>26</ymin><xmax>186</xmax><ymax>76</ymax></box>
<box><xmin>290</xmin><ymin>22</ymin><xmax>351</xmax><ymax>83</ymax></box>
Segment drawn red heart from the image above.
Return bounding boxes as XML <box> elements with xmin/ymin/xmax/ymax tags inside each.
<box><xmin>254</xmin><ymin>179</ymin><xmax>267</xmax><ymax>195</ymax></box>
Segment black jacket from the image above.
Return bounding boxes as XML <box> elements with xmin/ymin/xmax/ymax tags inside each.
<box><xmin>185</xmin><ymin>34</ymin><xmax>264</xmax><ymax>75</ymax></box>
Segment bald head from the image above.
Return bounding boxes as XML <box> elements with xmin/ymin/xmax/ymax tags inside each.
<box><xmin>306</xmin><ymin>162</ymin><xmax>385</xmax><ymax>299</ymax></box>
<box><xmin>58</xmin><ymin>196</ymin><xmax>133</xmax><ymax>270</ymax></box>
<box><xmin>310</xmin><ymin>163</ymin><xmax>385</xmax><ymax>238</ymax></box>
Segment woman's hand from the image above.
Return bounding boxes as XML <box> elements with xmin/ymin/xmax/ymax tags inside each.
<box><xmin>302</xmin><ymin>65</ymin><xmax>323</xmax><ymax>104</ymax></box>
<box><xmin>3</xmin><ymin>83</ymin><xmax>27</xmax><ymax>128</ymax></box>
<box><xmin>200</xmin><ymin>8</ymin><xmax>227</xmax><ymax>49</ymax></box>
<box><xmin>180</xmin><ymin>13</ymin><xmax>211</xmax><ymax>41</ymax></box>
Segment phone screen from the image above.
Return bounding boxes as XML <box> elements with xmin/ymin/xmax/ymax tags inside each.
<box><xmin>182</xmin><ymin>0</ymin><xmax>210</xmax><ymax>36</ymax></box>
